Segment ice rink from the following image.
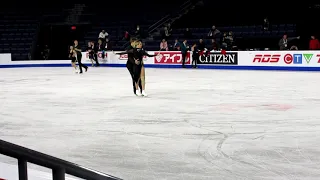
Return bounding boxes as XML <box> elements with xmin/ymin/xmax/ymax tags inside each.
<box><xmin>1</xmin><ymin>67</ymin><xmax>320</xmax><ymax>180</ymax></box>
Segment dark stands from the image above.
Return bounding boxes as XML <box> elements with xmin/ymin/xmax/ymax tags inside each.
<box><xmin>149</xmin><ymin>1</ymin><xmax>310</xmax><ymax>50</ymax></box>
<box><xmin>83</xmin><ymin>0</ymin><xmax>188</xmax><ymax>50</ymax></box>
<box><xmin>0</xmin><ymin>2</ymin><xmax>75</xmax><ymax>60</ymax></box>
<box><xmin>0</xmin><ymin>4</ymin><xmax>38</xmax><ymax>60</ymax></box>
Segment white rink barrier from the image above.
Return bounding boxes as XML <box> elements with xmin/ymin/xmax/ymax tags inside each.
<box><xmin>1</xmin><ymin>51</ymin><xmax>320</xmax><ymax>71</ymax></box>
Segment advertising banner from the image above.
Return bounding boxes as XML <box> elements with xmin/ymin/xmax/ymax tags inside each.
<box><xmin>240</xmin><ymin>51</ymin><xmax>320</xmax><ymax>66</ymax></box>
<box><xmin>198</xmin><ymin>52</ymin><xmax>238</xmax><ymax>65</ymax></box>
<box><xmin>154</xmin><ymin>51</ymin><xmax>191</xmax><ymax>64</ymax></box>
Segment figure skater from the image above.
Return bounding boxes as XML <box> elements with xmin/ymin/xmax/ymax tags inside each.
<box><xmin>86</xmin><ymin>42</ymin><xmax>95</xmax><ymax>67</ymax></box>
<box><xmin>117</xmin><ymin>41</ymin><xmax>158</xmax><ymax>96</ymax></box>
<box><xmin>74</xmin><ymin>40</ymin><xmax>88</xmax><ymax>73</ymax></box>
<box><xmin>126</xmin><ymin>38</ymin><xmax>142</xmax><ymax>95</ymax></box>
<box><xmin>69</xmin><ymin>46</ymin><xmax>78</xmax><ymax>73</ymax></box>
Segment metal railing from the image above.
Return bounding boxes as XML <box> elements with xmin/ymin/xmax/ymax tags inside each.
<box><xmin>0</xmin><ymin>139</ymin><xmax>123</xmax><ymax>180</ymax></box>
<box><xmin>147</xmin><ymin>0</ymin><xmax>193</xmax><ymax>34</ymax></box>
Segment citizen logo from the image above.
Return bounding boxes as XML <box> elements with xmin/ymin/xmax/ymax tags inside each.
<box><xmin>199</xmin><ymin>52</ymin><xmax>238</xmax><ymax>65</ymax></box>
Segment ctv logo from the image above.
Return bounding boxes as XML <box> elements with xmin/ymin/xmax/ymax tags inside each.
<box><xmin>283</xmin><ymin>54</ymin><xmax>314</xmax><ymax>64</ymax></box>
<box><xmin>284</xmin><ymin>53</ymin><xmax>320</xmax><ymax>64</ymax></box>
<box><xmin>252</xmin><ymin>54</ymin><xmax>281</xmax><ymax>63</ymax></box>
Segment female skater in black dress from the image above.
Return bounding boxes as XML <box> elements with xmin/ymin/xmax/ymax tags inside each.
<box><xmin>69</xmin><ymin>45</ymin><xmax>78</xmax><ymax>73</ymax></box>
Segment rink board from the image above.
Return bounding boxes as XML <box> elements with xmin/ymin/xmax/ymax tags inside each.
<box><xmin>1</xmin><ymin>51</ymin><xmax>320</xmax><ymax>71</ymax></box>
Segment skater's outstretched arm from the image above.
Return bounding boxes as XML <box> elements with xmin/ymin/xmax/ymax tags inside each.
<box><xmin>116</xmin><ymin>49</ymin><xmax>134</xmax><ymax>55</ymax></box>
<box><xmin>74</xmin><ymin>46</ymin><xmax>81</xmax><ymax>53</ymax></box>
<box><xmin>142</xmin><ymin>50</ymin><xmax>157</xmax><ymax>57</ymax></box>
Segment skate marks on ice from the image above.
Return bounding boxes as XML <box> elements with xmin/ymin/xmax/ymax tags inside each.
<box><xmin>186</xmin><ymin>118</ymin><xmax>320</xmax><ymax>180</ymax></box>
<box><xmin>184</xmin><ymin>119</ymin><xmax>291</xmax><ymax>179</ymax></box>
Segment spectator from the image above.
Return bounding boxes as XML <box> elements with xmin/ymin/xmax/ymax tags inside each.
<box><xmin>173</xmin><ymin>39</ymin><xmax>180</xmax><ymax>50</ymax></box>
<box><xmin>135</xmin><ymin>25</ymin><xmax>141</xmax><ymax>38</ymax></box>
<box><xmin>263</xmin><ymin>18</ymin><xmax>269</xmax><ymax>31</ymax></box>
<box><xmin>98</xmin><ymin>30</ymin><xmax>109</xmax><ymax>42</ymax></box>
<box><xmin>124</xmin><ymin>31</ymin><xmax>130</xmax><ymax>41</ymax></box>
<box><xmin>184</xmin><ymin>28</ymin><xmax>192</xmax><ymax>39</ymax></box>
<box><xmin>161</xmin><ymin>26</ymin><xmax>171</xmax><ymax>40</ymax></box>
<box><xmin>198</xmin><ymin>39</ymin><xmax>205</xmax><ymax>51</ymax></box>
<box><xmin>278</xmin><ymin>34</ymin><xmax>300</xmax><ymax>50</ymax></box>
<box><xmin>166</xmin><ymin>23</ymin><xmax>172</xmax><ymax>35</ymax></box>
<box><xmin>224</xmin><ymin>31</ymin><xmax>234</xmax><ymax>50</ymax></box>
<box><xmin>309</xmin><ymin>35</ymin><xmax>320</xmax><ymax>50</ymax></box>
<box><xmin>207</xmin><ymin>25</ymin><xmax>221</xmax><ymax>47</ymax></box>
<box><xmin>290</xmin><ymin>45</ymin><xmax>298</xmax><ymax>50</ymax></box>
<box><xmin>207</xmin><ymin>25</ymin><xmax>220</xmax><ymax>38</ymax></box>
<box><xmin>167</xmin><ymin>23</ymin><xmax>172</xmax><ymax>30</ymax></box>
<box><xmin>41</xmin><ymin>45</ymin><xmax>50</xmax><ymax>60</ymax></box>
<box><xmin>160</xmin><ymin>39</ymin><xmax>168</xmax><ymax>51</ymax></box>
<box><xmin>211</xmin><ymin>39</ymin><xmax>218</xmax><ymax>51</ymax></box>
<box><xmin>105</xmin><ymin>39</ymin><xmax>112</xmax><ymax>51</ymax></box>
<box><xmin>221</xmin><ymin>33</ymin><xmax>228</xmax><ymax>50</ymax></box>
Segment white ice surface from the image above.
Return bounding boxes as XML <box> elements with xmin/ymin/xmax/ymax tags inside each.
<box><xmin>1</xmin><ymin>67</ymin><xmax>320</xmax><ymax>180</ymax></box>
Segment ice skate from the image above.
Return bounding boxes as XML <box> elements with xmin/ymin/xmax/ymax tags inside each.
<box><xmin>135</xmin><ymin>90</ymin><xmax>142</xmax><ymax>96</ymax></box>
<box><xmin>142</xmin><ymin>90</ymin><xmax>147</xmax><ymax>97</ymax></box>
<box><xmin>74</xmin><ymin>67</ymin><xmax>79</xmax><ymax>73</ymax></box>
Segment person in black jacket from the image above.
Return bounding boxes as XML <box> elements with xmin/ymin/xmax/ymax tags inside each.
<box><xmin>74</xmin><ymin>40</ymin><xmax>88</xmax><ymax>74</ymax></box>
<box><xmin>117</xmin><ymin>41</ymin><xmax>158</xmax><ymax>96</ymax></box>
<box><xmin>191</xmin><ymin>43</ymin><xmax>199</xmax><ymax>68</ymax></box>
<box><xmin>180</xmin><ymin>40</ymin><xmax>189</xmax><ymax>68</ymax></box>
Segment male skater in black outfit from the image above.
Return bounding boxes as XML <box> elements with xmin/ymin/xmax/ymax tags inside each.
<box><xmin>74</xmin><ymin>40</ymin><xmax>88</xmax><ymax>73</ymax></box>
<box><xmin>126</xmin><ymin>38</ymin><xmax>142</xmax><ymax>95</ymax></box>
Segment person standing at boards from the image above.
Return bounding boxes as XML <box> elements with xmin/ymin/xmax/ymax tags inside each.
<box><xmin>191</xmin><ymin>43</ymin><xmax>199</xmax><ymax>68</ymax></box>
<box><xmin>74</xmin><ymin>40</ymin><xmax>88</xmax><ymax>73</ymax></box>
<box><xmin>180</xmin><ymin>40</ymin><xmax>189</xmax><ymax>68</ymax></box>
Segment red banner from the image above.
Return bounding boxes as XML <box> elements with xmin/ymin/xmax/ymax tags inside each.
<box><xmin>154</xmin><ymin>52</ymin><xmax>190</xmax><ymax>64</ymax></box>
<box><xmin>252</xmin><ymin>54</ymin><xmax>281</xmax><ymax>63</ymax></box>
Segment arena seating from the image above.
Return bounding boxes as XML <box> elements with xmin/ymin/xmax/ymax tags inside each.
<box><xmin>147</xmin><ymin>24</ymin><xmax>297</xmax><ymax>50</ymax></box>
<box><xmin>0</xmin><ymin>3</ymin><xmax>75</xmax><ymax>60</ymax></box>
<box><xmin>82</xmin><ymin>0</ymin><xmax>189</xmax><ymax>50</ymax></box>
<box><xmin>0</xmin><ymin>10</ymin><xmax>38</xmax><ymax>60</ymax></box>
